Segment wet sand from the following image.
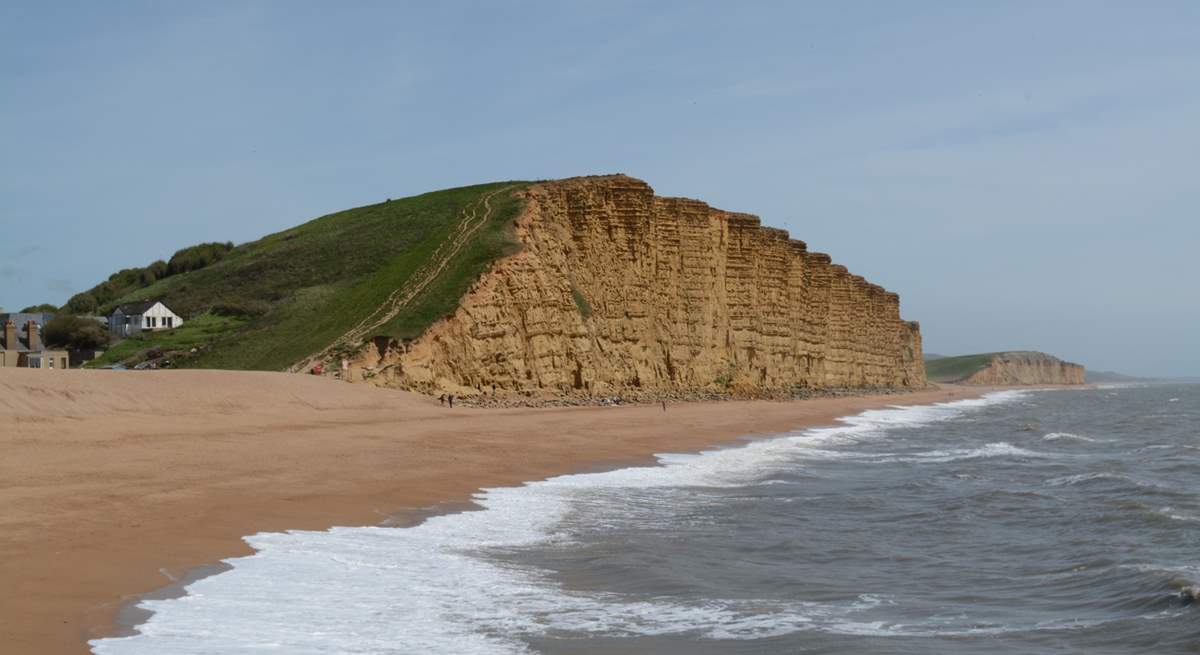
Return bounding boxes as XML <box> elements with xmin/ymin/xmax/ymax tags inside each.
<box><xmin>0</xmin><ymin>368</ymin><xmax>991</xmax><ymax>654</ymax></box>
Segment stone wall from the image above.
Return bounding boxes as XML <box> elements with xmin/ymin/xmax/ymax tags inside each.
<box><xmin>356</xmin><ymin>175</ymin><xmax>926</xmax><ymax>396</ymax></box>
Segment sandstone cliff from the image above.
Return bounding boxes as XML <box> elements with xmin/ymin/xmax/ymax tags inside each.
<box><xmin>926</xmin><ymin>351</ymin><xmax>1086</xmax><ymax>386</ymax></box>
<box><xmin>353</xmin><ymin>175</ymin><xmax>926</xmax><ymax>396</ymax></box>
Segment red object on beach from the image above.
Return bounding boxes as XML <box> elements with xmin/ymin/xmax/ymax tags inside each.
<box><xmin>311</xmin><ymin>363</ymin><xmax>323</xmax><ymax>375</ymax></box>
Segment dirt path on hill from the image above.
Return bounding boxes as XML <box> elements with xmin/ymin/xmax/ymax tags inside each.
<box><xmin>292</xmin><ymin>185</ymin><xmax>518</xmax><ymax>372</ymax></box>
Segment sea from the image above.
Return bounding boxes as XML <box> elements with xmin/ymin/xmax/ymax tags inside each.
<box><xmin>91</xmin><ymin>383</ymin><xmax>1199</xmax><ymax>655</ymax></box>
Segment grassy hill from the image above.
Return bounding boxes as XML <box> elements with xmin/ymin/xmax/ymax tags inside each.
<box><xmin>86</xmin><ymin>181</ymin><xmax>529</xmax><ymax>370</ymax></box>
<box><xmin>924</xmin><ymin>353</ymin><xmax>997</xmax><ymax>383</ymax></box>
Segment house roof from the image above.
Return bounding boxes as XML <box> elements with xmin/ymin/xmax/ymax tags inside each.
<box><xmin>0</xmin><ymin>312</ymin><xmax>54</xmax><ymax>326</ymax></box>
<box><xmin>0</xmin><ymin>313</ymin><xmax>53</xmax><ymax>352</ymax></box>
<box><xmin>113</xmin><ymin>300</ymin><xmax>161</xmax><ymax>316</ymax></box>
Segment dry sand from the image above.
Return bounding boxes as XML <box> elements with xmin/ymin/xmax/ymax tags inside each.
<box><xmin>0</xmin><ymin>368</ymin><xmax>991</xmax><ymax>654</ymax></box>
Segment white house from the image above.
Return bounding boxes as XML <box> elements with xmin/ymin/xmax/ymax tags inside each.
<box><xmin>109</xmin><ymin>301</ymin><xmax>184</xmax><ymax>338</ymax></box>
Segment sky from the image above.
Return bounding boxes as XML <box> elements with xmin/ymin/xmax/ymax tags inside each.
<box><xmin>2</xmin><ymin>1</ymin><xmax>1197</xmax><ymax>377</ymax></box>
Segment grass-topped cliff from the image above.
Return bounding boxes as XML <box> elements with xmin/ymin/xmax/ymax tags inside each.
<box><xmin>926</xmin><ymin>351</ymin><xmax>1085</xmax><ymax>385</ymax></box>
<box><xmin>85</xmin><ymin>181</ymin><xmax>528</xmax><ymax>370</ymax></box>
<box><xmin>924</xmin><ymin>353</ymin><xmax>998</xmax><ymax>383</ymax></box>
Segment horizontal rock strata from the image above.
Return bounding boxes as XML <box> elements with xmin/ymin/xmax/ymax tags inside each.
<box><xmin>960</xmin><ymin>352</ymin><xmax>1086</xmax><ymax>386</ymax></box>
<box><xmin>355</xmin><ymin>175</ymin><xmax>926</xmax><ymax>396</ymax></box>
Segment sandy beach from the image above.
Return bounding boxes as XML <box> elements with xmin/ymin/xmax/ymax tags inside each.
<box><xmin>0</xmin><ymin>368</ymin><xmax>990</xmax><ymax>654</ymax></box>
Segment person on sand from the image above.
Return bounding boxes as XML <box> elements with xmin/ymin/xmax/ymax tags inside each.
<box><xmin>662</xmin><ymin>400</ymin><xmax>667</xmax><ymax>412</ymax></box>
<box><xmin>448</xmin><ymin>394</ymin><xmax>455</xmax><ymax>409</ymax></box>
<box><xmin>439</xmin><ymin>394</ymin><xmax>446</xmax><ymax>406</ymax></box>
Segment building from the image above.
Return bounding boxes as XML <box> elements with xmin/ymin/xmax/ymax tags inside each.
<box><xmin>0</xmin><ymin>313</ymin><xmax>70</xmax><ymax>369</ymax></box>
<box><xmin>109</xmin><ymin>301</ymin><xmax>184</xmax><ymax>338</ymax></box>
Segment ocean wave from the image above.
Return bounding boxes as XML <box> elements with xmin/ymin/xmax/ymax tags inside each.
<box><xmin>1042</xmin><ymin>432</ymin><xmax>1098</xmax><ymax>442</ymax></box>
<box><xmin>90</xmin><ymin>390</ymin><xmax>1032</xmax><ymax>654</ymax></box>
<box><xmin>1045</xmin><ymin>472</ymin><xmax>1173</xmax><ymax>492</ymax></box>
<box><xmin>823</xmin><ymin>615</ymin><xmax>1114</xmax><ymax>637</ymax></box>
<box><xmin>1156</xmin><ymin>506</ymin><xmax>1200</xmax><ymax>523</ymax></box>
<box><xmin>1118</xmin><ymin>563</ymin><xmax>1200</xmax><ymax>605</ymax></box>
<box><xmin>880</xmin><ymin>442</ymin><xmax>1046</xmax><ymax>464</ymax></box>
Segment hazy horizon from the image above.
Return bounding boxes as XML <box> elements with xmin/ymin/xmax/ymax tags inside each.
<box><xmin>3</xmin><ymin>2</ymin><xmax>1197</xmax><ymax>377</ymax></box>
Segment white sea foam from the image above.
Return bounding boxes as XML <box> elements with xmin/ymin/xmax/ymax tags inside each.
<box><xmin>90</xmin><ymin>390</ymin><xmax>1029</xmax><ymax>655</ymax></box>
<box><xmin>1045</xmin><ymin>472</ymin><xmax>1159</xmax><ymax>489</ymax></box>
<box><xmin>888</xmin><ymin>442</ymin><xmax>1045</xmax><ymax>463</ymax></box>
<box><xmin>1042</xmin><ymin>432</ymin><xmax>1098</xmax><ymax>442</ymax></box>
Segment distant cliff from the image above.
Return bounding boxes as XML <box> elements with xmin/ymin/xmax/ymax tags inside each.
<box><xmin>925</xmin><ymin>351</ymin><xmax>1085</xmax><ymax>386</ymax></box>
<box><xmin>356</xmin><ymin>175</ymin><xmax>926</xmax><ymax>396</ymax></box>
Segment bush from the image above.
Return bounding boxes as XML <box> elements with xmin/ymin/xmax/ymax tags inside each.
<box><xmin>19</xmin><ymin>303</ymin><xmax>58</xmax><ymax>313</ymax></box>
<box><xmin>571</xmin><ymin>286</ymin><xmax>592</xmax><ymax>317</ymax></box>
<box><xmin>141</xmin><ymin>260</ymin><xmax>168</xmax><ymax>285</ymax></box>
<box><xmin>167</xmin><ymin>242</ymin><xmax>235</xmax><ymax>276</ymax></box>
<box><xmin>43</xmin><ymin>315</ymin><xmax>111</xmax><ymax>350</ymax></box>
<box><xmin>211</xmin><ymin>301</ymin><xmax>269</xmax><ymax>317</ymax></box>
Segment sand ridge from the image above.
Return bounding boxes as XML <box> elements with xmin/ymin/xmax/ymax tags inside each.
<box><xmin>0</xmin><ymin>368</ymin><xmax>988</xmax><ymax>654</ymax></box>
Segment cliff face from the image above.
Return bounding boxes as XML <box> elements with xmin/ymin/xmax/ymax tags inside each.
<box><xmin>960</xmin><ymin>352</ymin><xmax>1086</xmax><ymax>386</ymax></box>
<box><xmin>356</xmin><ymin>175</ymin><xmax>925</xmax><ymax>396</ymax></box>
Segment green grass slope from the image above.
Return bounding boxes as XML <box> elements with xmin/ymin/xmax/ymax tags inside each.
<box><xmin>88</xmin><ymin>313</ymin><xmax>249</xmax><ymax>368</ymax></box>
<box><xmin>924</xmin><ymin>353</ymin><xmax>997</xmax><ymax>383</ymax></box>
<box><xmin>94</xmin><ymin>181</ymin><xmax>528</xmax><ymax>370</ymax></box>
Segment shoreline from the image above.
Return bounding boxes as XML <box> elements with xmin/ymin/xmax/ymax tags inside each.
<box><xmin>0</xmin><ymin>369</ymin><xmax>1007</xmax><ymax>654</ymax></box>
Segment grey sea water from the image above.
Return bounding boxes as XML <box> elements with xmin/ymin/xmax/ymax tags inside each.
<box><xmin>92</xmin><ymin>385</ymin><xmax>1199</xmax><ymax>655</ymax></box>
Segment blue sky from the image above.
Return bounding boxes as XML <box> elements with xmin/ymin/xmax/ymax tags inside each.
<box><xmin>2</xmin><ymin>1</ymin><xmax>1197</xmax><ymax>376</ymax></box>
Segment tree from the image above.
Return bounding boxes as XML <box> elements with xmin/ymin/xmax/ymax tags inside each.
<box><xmin>43</xmin><ymin>315</ymin><xmax>111</xmax><ymax>350</ymax></box>
<box><xmin>19</xmin><ymin>303</ymin><xmax>58</xmax><ymax>313</ymax></box>
<box><xmin>64</xmin><ymin>293</ymin><xmax>98</xmax><ymax>315</ymax></box>
<box><xmin>140</xmin><ymin>260</ymin><xmax>168</xmax><ymax>286</ymax></box>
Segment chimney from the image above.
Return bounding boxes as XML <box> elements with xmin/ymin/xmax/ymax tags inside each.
<box><xmin>3</xmin><ymin>320</ymin><xmax>15</xmax><ymax>350</ymax></box>
<box><xmin>26</xmin><ymin>321</ymin><xmax>40</xmax><ymax>351</ymax></box>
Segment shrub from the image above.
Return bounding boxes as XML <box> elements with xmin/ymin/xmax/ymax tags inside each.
<box><xmin>141</xmin><ymin>260</ymin><xmax>168</xmax><ymax>285</ymax></box>
<box><xmin>19</xmin><ymin>303</ymin><xmax>58</xmax><ymax>313</ymax></box>
<box><xmin>167</xmin><ymin>242</ymin><xmax>235</xmax><ymax>276</ymax></box>
<box><xmin>571</xmin><ymin>286</ymin><xmax>592</xmax><ymax>317</ymax></box>
<box><xmin>211</xmin><ymin>301</ymin><xmax>269</xmax><ymax>317</ymax></box>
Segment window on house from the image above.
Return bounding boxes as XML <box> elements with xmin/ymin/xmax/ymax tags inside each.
<box><xmin>165</xmin><ymin>316</ymin><xmax>173</xmax><ymax>328</ymax></box>
<box><xmin>148</xmin><ymin>316</ymin><xmax>156</xmax><ymax>328</ymax></box>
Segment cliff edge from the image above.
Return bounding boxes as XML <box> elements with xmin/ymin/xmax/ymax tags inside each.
<box><xmin>925</xmin><ymin>351</ymin><xmax>1086</xmax><ymax>386</ymax></box>
<box><xmin>352</xmin><ymin>175</ymin><xmax>926</xmax><ymax>397</ymax></box>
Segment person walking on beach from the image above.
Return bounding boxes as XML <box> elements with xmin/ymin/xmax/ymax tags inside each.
<box><xmin>448</xmin><ymin>394</ymin><xmax>455</xmax><ymax>409</ymax></box>
<box><xmin>661</xmin><ymin>400</ymin><xmax>667</xmax><ymax>412</ymax></box>
<box><xmin>439</xmin><ymin>394</ymin><xmax>446</xmax><ymax>407</ymax></box>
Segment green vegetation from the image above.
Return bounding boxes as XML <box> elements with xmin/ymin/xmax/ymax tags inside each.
<box><xmin>570</xmin><ymin>285</ymin><xmax>592</xmax><ymax>318</ymax></box>
<box><xmin>86</xmin><ymin>313</ymin><xmax>249</xmax><ymax>368</ymax></box>
<box><xmin>18</xmin><ymin>303</ymin><xmax>58</xmax><ymax>313</ymax></box>
<box><xmin>64</xmin><ymin>242</ymin><xmax>234</xmax><ymax>315</ymax></box>
<box><xmin>167</xmin><ymin>242</ymin><xmax>234</xmax><ymax>276</ymax></box>
<box><xmin>89</xmin><ymin>181</ymin><xmax>528</xmax><ymax>371</ymax></box>
<box><xmin>43</xmin><ymin>315</ymin><xmax>110</xmax><ymax>350</ymax></box>
<box><xmin>924</xmin><ymin>353</ymin><xmax>997</xmax><ymax>383</ymax></box>
<box><xmin>714</xmin><ymin>364</ymin><xmax>736</xmax><ymax>388</ymax></box>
